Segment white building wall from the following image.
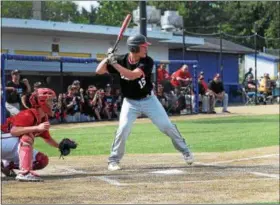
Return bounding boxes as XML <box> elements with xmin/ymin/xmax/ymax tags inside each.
<box><xmin>245</xmin><ymin>55</ymin><xmax>277</xmax><ymax>79</ymax></box>
<box><xmin>2</xmin><ymin>32</ymin><xmax>168</xmax><ymax>73</ymax></box>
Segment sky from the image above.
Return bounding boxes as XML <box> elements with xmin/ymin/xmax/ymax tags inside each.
<box><xmin>73</xmin><ymin>1</ymin><xmax>99</xmax><ymax>11</ymax></box>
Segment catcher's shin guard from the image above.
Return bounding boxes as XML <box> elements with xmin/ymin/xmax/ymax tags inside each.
<box><xmin>18</xmin><ymin>134</ymin><xmax>34</xmax><ymax>174</ymax></box>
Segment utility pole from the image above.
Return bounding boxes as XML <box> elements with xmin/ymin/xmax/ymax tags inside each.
<box><xmin>254</xmin><ymin>22</ymin><xmax>258</xmax><ymax>105</ymax></box>
<box><xmin>219</xmin><ymin>24</ymin><xmax>223</xmax><ymax>79</ymax></box>
<box><xmin>182</xmin><ymin>18</ymin><xmax>186</xmax><ymax>60</ymax></box>
<box><xmin>139</xmin><ymin>1</ymin><xmax>147</xmax><ymax>37</ymax></box>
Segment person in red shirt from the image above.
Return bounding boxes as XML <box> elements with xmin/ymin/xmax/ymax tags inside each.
<box><xmin>1</xmin><ymin>88</ymin><xmax>74</xmax><ymax>182</ymax></box>
<box><xmin>157</xmin><ymin>64</ymin><xmax>170</xmax><ymax>84</ymax></box>
<box><xmin>170</xmin><ymin>64</ymin><xmax>192</xmax><ymax>88</ymax></box>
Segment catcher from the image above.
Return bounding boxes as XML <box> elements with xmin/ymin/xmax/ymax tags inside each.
<box><xmin>1</xmin><ymin>88</ymin><xmax>77</xmax><ymax>182</ymax></box>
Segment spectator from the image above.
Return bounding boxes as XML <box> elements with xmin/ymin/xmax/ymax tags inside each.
<box><xmin>170</xmin><ymin>64</ymin><xmax>192</xmax><ymax>88</ymax></box>
<box><xmin>83</xmin><ymin>85</ymin><xmax>97</xmax><ymax>122</ymax></box>
<box><xmin>113</xmin><ymin>88</ymin><xmax>123</xmax><ymax>113</ymax></box>
<box><xmin>21</xmin><ymin>81</ymin><xmax>42</xmax><ymax>110</ymax></box>
<box><xmin>72</xmin><ymin>80</ymin><xmax>86</xmax><ymax>121</ymax></box>
<box><xmin>65</xmin><ymin>85</ymin><xmax>82</xmax><ymax>122</ymax></box>
<box><xmin>5</xmin><ymin>70</ymin><xmax>31</xmax><ymax>116</ymax></box>
<box><xmin>157</xmin><ymin>64</ymin><xmax>170</xmax><ymax>84</ymax></box>
<box><xmin>198</xmin><ymin>74</ymin><xmax>215</xmax><ymax>113</ymax></box>
<box><xmin>245</xmin><ymin>75</ymin><xmax>257</xmax><ymax>92</ymax></box>
<box><xmin>103</xmin><ymin>84</ymin><xmax>118</xmax><ymax>120</ymax></box>
<box><xmin>93</xmin><ymin>89</ymin><xmax>104</xmax><ymax>121</ymax></box>
<box><xmin>259</xmin><ymin>73</ymin><xmax>272</xmax><ymax>95</ymax></box>
<box><xmin>43</xmin><ymin>76</ymin><xmax>56</xmax><ymax>91</ymax></box>
<box><xmin>208</xmin><ymin>73</ymin><xmax>230</xmax><ymax>113</ymax></box>
<box><xmin>243</xmin><ymin>67</ymin><xmax>254</xmax><ymax>85</ymax></box>
<box><xmin>157</xmin><ymin>84</ymin><xmax>168</xmax><ymax>111</ymax></box>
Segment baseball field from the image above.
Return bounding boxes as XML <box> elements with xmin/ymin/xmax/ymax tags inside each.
<box><xmin>1</xmin><ymin>105</ymin><xmax>279</xmax><ymax>204</ymax></box>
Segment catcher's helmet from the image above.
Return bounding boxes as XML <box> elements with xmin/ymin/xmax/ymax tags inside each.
<box><xmin>127</xmin><ymin>34</ymin><xmax>151</xmax><ymax>53</ymax></box>
<box><xmin>29</xmin><ymin>88</ymin><xmax>57</xmax><ymax>117</ymax></box>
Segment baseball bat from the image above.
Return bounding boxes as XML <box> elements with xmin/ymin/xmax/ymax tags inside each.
<box><xmin>111</xmin><ymin>14</ymin><xmax>132</xmax><ymax>53</ymax></box>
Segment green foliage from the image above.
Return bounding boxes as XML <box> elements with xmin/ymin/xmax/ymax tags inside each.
<box><xmin>1</xmin><ymin>1</ymin><xmax>32</xmax><ymax>19</ymax></box>
<box><xmin>94</xmin><ymin>1</ymin><xmax>138</xmax><ymax>27</ymax></box>
<box><xmin>1</xmin><ymin>1</ymin><xmax>279</xmax><ymax>48</ymax></box>
<box><xmin>34</xmin><ymin>115</ymin><xmax>279</xmax><ymax>157</ymax></box>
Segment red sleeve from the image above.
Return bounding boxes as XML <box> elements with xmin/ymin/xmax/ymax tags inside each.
<box><xmin>40</xmin><ymin>130</ymin><xmax>51</xmax><ymax>140</ymax></box>
<box><xmin>13</xmin><ymin>110</ymin><xmax>36</xmax><ymax>127</ymax></box>
<box><xmin>186</xmin><ymin>72</ymin><xmax>192</xmax><ymax>78</ymax></box>
<box><xmin>173</xmin><ymin>70</ymin><xmax>180</xmax><ymax>78</ymax></box>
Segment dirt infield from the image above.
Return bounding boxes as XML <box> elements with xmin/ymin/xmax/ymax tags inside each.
<box><xmin>1</xmin><ymin>105</ymin><xmax>279</xmax><ymax>204</ymax></box>
<box><xmin>2</xmin><ymin>146</ymin><xmax>279</xmax><ymax>204</ymax></box>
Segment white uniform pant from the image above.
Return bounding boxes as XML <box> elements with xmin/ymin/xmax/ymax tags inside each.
<box><xmin>1</xmin><ymin>133</ymin><xmax>38</xmax><ymax>167</ymax></box>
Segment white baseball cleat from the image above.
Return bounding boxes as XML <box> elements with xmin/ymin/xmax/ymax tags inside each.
<box><xmin>15</xmin><ymin>172</ymin><xmax>43</xmax><ymax>182</ymax></box>
<box><xmin>183</xmin><ymin>152</ymin><xmax>194</xmax><ymax>165</ymax></box>
<box><xmin>108</xmin><ymin>162</ymin><xmax>121</xmax><ymax>171</ymax></box>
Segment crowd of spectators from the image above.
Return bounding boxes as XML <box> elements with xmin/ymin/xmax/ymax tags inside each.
<box><xmin>242</xmin><ymin>68</ymin><xmax>280</xmax><ymax>104</ymax></box>
<box><xmin>4</xmin><ymin>69</ymin><xmax>122</xmax><ymax>124</ymax></box>
<box><xmin>156</xmin><ymin>64</ymin><xmax>230</xmax><ymax>114</ymax></box>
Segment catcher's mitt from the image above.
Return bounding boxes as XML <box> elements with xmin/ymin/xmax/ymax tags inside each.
<box><xmin>58</xmin><ymin>138</ymin><xmax>77</xmax><ymax>158</ymax></box>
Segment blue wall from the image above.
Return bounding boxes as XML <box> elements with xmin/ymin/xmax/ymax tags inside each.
<box><xmin>169</xmin><ymin>50</ymin><xmax>242</xmax><ymax>103</ymax></box>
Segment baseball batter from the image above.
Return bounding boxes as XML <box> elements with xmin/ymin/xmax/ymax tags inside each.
<box><xmin>96</xmin><ymin>34</ymin><xmax>194</xmax><ymax>171</ymax></box>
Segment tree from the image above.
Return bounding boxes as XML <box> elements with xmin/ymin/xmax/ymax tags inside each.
<box><xmin>1</xmin><ymin>1</ymin><xmax>32</xmax><ymax>19</ymax></box>
<box><xmin>94</xmin><ymin>1</ymin><xmax>138</xmax><ymax>26</ymax></box>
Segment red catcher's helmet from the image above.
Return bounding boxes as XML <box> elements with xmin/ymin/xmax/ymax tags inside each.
<box><xmin>29</xmin><ymin>88</ymin><xmax>57</xmax><ymax>116</ymax></box>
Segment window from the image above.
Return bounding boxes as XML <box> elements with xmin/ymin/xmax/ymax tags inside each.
<box><xmin>52</xmin><ymin>44</ymin><xmax>59</xmax><ymax>52</ymax></box>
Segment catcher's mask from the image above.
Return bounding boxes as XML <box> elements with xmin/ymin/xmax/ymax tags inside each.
<box><xmin>30</xmin><ymin>88</ymin><xmax>57</xmax><ymax>117</ymax></box>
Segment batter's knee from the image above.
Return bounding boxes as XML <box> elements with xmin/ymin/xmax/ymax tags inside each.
<box><xmin>33</xmin><ymin>152</ymin><xmax>49</xmax><ymax>170</ymax></box>
<box><xmin>158</xmin><ymin>121</ymin><xmax>173</xmax><ymax>133</ymax></box>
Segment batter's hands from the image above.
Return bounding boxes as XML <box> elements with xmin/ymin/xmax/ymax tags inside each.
<box><xmin>107</xmin><ymin>47</ymin><xmax>118</xmax><ymax>55</ymax></box>
<box><xmin>37</xmin><ymin>122</ymin><xmax>50</xmax><ymax>132</ymax></box>
<box><xmin>107</xmin><ymin>53</ymin><xmax>118</xmax><ymax>65</ymax></box>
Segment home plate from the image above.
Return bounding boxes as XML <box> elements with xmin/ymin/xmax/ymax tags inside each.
<box><xmin>150</xmin><ymin>169</ymin><xmax>184</xmax><ymax>175</ymax></box>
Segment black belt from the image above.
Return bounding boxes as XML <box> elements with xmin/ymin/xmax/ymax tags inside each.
<box><xmin>126</xmin><ymin>91</ymin><xmax>152</xmax><ymax>100</ymax></box>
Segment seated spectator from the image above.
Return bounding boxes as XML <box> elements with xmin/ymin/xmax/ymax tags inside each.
<box><xmin>170</xmin><ymin>64</ymin><xmax>192</xmax><ymax>88</ymax></box>
<box><xmin>243</xmin><ymin>67</ymin><xmax>254</xmax><ymax>85</ymax></box>
<box><xmin>113</xmin><ymin>88</ymin><xmax>123</xmax><ymax>113</ymax></box>
<box><xmin>174</xmin><ymin>88</ymin><xmax>187</xmax><ymax>114</ymax></box>
<box><xmin>208</xmin><ymin>73</ymin><xmax>230</xmax><ymax>113</ymax></box>
<box><xmin>5</xmin><ymin>69</ymin><xmax>31</xmax><ymax>116</ymax></box>
<box><xmin>245</xmin><ymin>75</ymin><xmax>257</xmax><ymax>92</ymax></box>
<box><xmin>259</xmin><ymin>73</ymin><xmax>272</xmax><ymax>95</ymax></box>
<box><xmin>72</xmin><ymin>80</ymin><xmax>85</xmax><ymax>122</ymax></box>
<box><xmin>157</xmin><ymin>64</ymin><xmax>170</xmax><ymax>84</ymax></box>
<box><xmin>83</xmin><ymin>85</ymin><xmax>97</xmax><ymax>122</ymax></box>
<box><xmin>21</xmin><ymin>81</ymin><xmax>42</xmax><ymax>110</ymax></box>
<box><xmin>91</xmin><ymin>88</ymin><xmax>103</xmax><ymax>121</ymax></box>
<box><xmin>103</xmin><ymin>84</ymin><xmax>119</xmax><ymax>120</ymax></box>
<box><xmin>65</xmin><ymin>85</ymin><xmax>82</xmax><ymax>122</ymax></box>
<box><xmin>198</xmin><ymin>75</ymin><xmax>215</xmax><ymax>113</ymax></box>
<box><xmin>157</xmin><ymin>84</ymin><xmax>168</xmax><ymax>111</ymax></box>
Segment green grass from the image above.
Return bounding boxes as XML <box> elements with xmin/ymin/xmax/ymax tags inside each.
<box><xmin>34</xmin><ymin>114</ymin><xmax>279</xmax><ymax>157</ymax></box>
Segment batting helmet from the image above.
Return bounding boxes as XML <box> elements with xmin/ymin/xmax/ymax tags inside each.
<box><xmin>127</xmin><ymin>34</ymin><xmax>151</xmax><ymax>53</ymax></box>
<box><xmin>29</xmin><ymin>88</ymin><xmax>57</xmax><ymax>117</ymax></box>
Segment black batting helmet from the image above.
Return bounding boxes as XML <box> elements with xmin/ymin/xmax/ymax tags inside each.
<box><xmin>127</xmin><ymin>34</ymin><xmax>151</xmax><ymax>53</ymax></box>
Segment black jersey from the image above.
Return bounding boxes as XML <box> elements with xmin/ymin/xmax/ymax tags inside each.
<box><xmin>107</xmin><ymin>54</ymin><xmax>154</xmax><ymax>100</ymax></box>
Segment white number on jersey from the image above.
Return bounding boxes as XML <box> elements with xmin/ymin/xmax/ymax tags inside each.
<box><xmin>138</xmin><ymin>77</ymin><xmax>146</xmax><ymax>89</ymax></box>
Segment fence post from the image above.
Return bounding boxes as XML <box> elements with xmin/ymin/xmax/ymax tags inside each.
<box><xmin>254</xmin><ymin>23</ymin><xmax>258</xmax><ymax>105</ymax></box>
<box><xmin>59</xmin><ymin>60</ymin><xmax>64</xmax><ymax>122</ymax></box>
<box><xmin>1</xmin><ymin>54</ymin><xmax>7</xmax><ymax>124</ymax></box>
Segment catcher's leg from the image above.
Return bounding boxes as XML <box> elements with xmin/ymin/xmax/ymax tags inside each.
<box><xmin>16</xmin><ymin>134</ymin><xmax>43</xmax><ymax>182</ymax></box>
<box><xmin>1</xmin><ymin>134</ymin><xmax>20</xmax><ymax>177</ymax></box>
